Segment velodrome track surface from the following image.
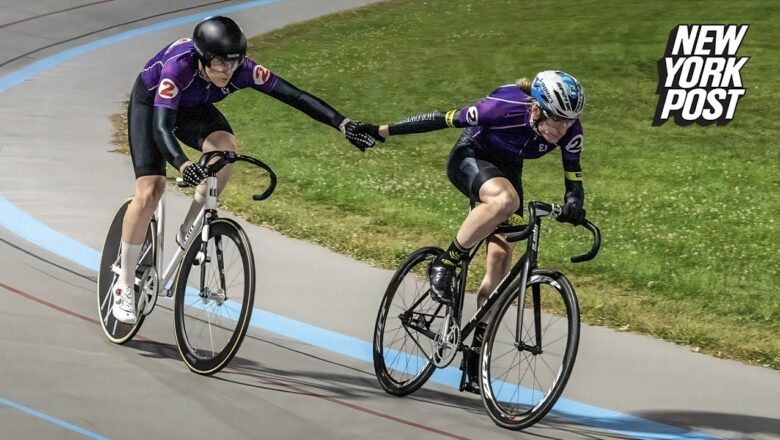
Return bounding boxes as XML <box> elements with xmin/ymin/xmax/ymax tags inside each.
<box><xmin>0</xmin><ymin>1</ymin><xmax>778</xmax><ymax>439</ymax></box>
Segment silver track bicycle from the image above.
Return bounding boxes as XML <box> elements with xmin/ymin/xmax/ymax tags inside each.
<box><xmin>97</xmin><ymin>151</ymin><xmax>276</xmax><ymax>375</ymax></box>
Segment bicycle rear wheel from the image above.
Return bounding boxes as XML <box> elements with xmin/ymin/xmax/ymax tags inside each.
<box><xmin>480</xmin><ymin>269</ymin><xmax>580</xmax><ymax>430</ymax></box>
<box><xmin>97</xmin><ymin>197</ymin><xmax>156</xmax><ymax>344</ymax></box>
<box><xmin>373</xmin><ymin>247</ymin><xmax>447</xmax><ymax>396</ymax></box>
<box><xmin>173</xmin><ymin>218</ymin><xmax>255</xmax><ymax>375</ymax></box>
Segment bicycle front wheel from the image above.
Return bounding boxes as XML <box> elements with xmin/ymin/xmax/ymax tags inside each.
<box><xmin>373</xmin><ymin>246</ymin><xmax>446</xmax><ymax>396</ymax></box>
<box><xmin>173</xmin><ymin>218</ymin><xmax>255</xmax><ymax>375</ymax></box>
<box><xmin>480</xmin><ymin>269</ymin><xmax>580</xmax><ymax>430</ymax></box>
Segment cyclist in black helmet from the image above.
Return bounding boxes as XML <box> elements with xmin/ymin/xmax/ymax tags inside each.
<box><xmin>111</xmin><ymin>16</ymin><xmax>378</xmax><ymax>324</ymax></box>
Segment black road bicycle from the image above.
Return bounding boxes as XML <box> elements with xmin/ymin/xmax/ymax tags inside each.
<box><xmin>373</xmin><ymin>201</ymin><xmax>600</xmax><ymax>430</ymax></box>
<box><xmin>97</xmin><ymin>151</ymin><xmax>276</xmax><ymax>375</ymax></box>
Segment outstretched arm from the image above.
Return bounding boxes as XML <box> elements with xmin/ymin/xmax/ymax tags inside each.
<box><xmin>359</xmin><ymin>109</ymin><xmax>469</xmax><ymax>140</ymax></box>
<box><xmin>263</xmin><ymin>76</ymin><xmax>346</xmax><ymax>129</ymax></box>
<box><xmin>262</xmin><ymin>76</ymin><xmax>376</xmax><ymax>151</ymax></box>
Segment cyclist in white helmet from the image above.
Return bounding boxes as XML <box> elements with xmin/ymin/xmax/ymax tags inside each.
<box><xmin>356</xmin><ymin>70</ymin><xmax>587</xmax><ymax>393</ymax></box>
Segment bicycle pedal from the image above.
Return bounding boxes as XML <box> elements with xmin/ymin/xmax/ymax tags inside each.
<box><xmin>460</xmin><ymin>380</ymin><xmax>481</xmax><ymax>395</ymax></box>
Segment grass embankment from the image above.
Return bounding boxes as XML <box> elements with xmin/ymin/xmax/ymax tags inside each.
<box><xmin>112</xmin><ymin>0</ymin><xmax>780</xmax><ymax>368</ymax></box>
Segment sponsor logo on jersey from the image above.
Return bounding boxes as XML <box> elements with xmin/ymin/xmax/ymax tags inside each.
<box><xmin>466</xmin><ymin>106</ymin><xmax>479</xmax><ymax>125</ymax></box>
<box><xmin>653</xmin><ymin>25</ymin><xmax>749</xmax><ymax>126</ymax></box>
<box><xmin>253</xmin><ymin>65</ymin><xmax>271</xmax><ymax>85</ymax></box>
<box><xmin>158</xmin><ymin>79</ymin><xmax>179</xmax><ymax>99</ymax></box>
<box><xmin>563</xmin><ymin>134</ymin><xmax>583</xmax><ymax>154</ymax></box>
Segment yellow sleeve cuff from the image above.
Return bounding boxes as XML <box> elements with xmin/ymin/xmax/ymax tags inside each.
<box><xmin>445</xmin><ymin>110</ymin><xmax>457</xmax><ymax>128</ymax></box>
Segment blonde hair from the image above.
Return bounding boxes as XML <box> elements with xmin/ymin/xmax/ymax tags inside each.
<box><xmin>517</xmin><ymin>78</ymin><xmax>541</xmax><ymax>121</ymax></box>
<box><xmin>516</xmin><ymin>78</ymin><xmax>532</xmax><ymax>93</ymax></box>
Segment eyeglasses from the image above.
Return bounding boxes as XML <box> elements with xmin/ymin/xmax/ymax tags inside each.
<box><xmin>542</xmin><ymin>109</ymin><xmax>576</xmax><ymax>125</ymax></box>
<box><xmin>208</xmin><ymin>57</ymin><xmax>241</xmax><ymax>73</ymax></box>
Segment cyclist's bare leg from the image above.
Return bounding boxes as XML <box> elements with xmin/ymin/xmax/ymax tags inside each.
<box><xmin>179</xmin><ymin>131</ymin><xmax>236</xmax><ymax>235</ymax></box>
<box><xmin>476</xmin><ymin>234</ymin><xmax>516</xmax><ymax>322</ymax></box>
<box><xmin>455</xmin><ymin>177</ymin><xmax>520</xmax><ymax>249</ymax></box>
<box><xmin>118</xmin><ymin>175</ymin><xmax>166</xmax><ymax>285</ymax></box>
<box><xmin>122</xmin><ymin>176</ymin><xmax>166</xmax><ymax>244</ymax></box>
<box><xmin>201</xmin><ymin>130</ymin><xmax>236</xmax><ymax>192</ymax></box>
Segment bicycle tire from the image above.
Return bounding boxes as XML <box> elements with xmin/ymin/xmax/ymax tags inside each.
<box><xmin>173</xmin><ymin>218</ymin><xmax>255</xmax><ymax>375</ymax></box>
<box><xmin>480</xmin><ymin>268</ymin><xmax>580</xmax><ymax>430</ymax></box>
<box><xmin>96</xmin><ymin>197</ymin><xmax>156</xmax><ymax>344</ymax></box>
<box><xmin>373</xmin><ymin>246</ymin><xmax>445</xmax><ymax>396</ymax></box>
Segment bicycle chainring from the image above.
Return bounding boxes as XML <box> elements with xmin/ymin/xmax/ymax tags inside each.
<box><xmin>432</xmin><ymin>315</ymin><xmax>461</xmax><ymax>368</ymax></box>
<box><xmin>139</xmin><ymin>266</ymin><xmax>159</xmax><ymax>316</ymax></box>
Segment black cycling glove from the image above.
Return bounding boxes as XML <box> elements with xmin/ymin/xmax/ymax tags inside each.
<box><xmin>352</xmin><ymin>122</ymin><xmax>386</xmax><ymax>142</ymax></box>
<box><xmin>181</xmin><ymin>162</ymin><xmax>209</xmax><ymax>187</ymax></box>
<box><xmin>557</xmin><ymin>202</ymin><xmax>586</xmax><ymax>226</ymax></box>
<box><xmin>340</xmin><ymin>118</ymin><xmax>377</xmax><ymax>151</ymax></box>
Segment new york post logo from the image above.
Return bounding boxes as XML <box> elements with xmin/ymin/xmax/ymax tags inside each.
<box><xmin>653</xmin><ymin>25</ymin><xmax>749</xmax><ymax>126</ymax></box>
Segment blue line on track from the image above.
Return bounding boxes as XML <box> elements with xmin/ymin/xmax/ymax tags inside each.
<box><xmin>0</xmin><ymin>396</ymin><xmax>110</xmax><ymax>440</ymax></box>
<box><xmin>0</xmin><ymin>2</ymin><xmax>724</xmax><ymax>439</ymax></box>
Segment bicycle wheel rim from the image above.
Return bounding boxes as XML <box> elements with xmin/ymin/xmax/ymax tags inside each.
<box><xmin>373</xmin><ymin>247</ymin><xmax>442</xmax><ymax>395</ymax></box>
<box><xmin>174</xmin><ymin>219</ymin><xmax>254</xmax><ymax>375</ymax></box>
<box><xmin>481</xmin><ymin>272</ymin><xmax>580</xmax><ymax>430</ymax></box>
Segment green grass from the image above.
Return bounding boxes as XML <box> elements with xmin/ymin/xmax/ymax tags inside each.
<box><xmin>114</xmin><ymin>0</ymin><xmax>780</xmax><ymax>368</ymax></box>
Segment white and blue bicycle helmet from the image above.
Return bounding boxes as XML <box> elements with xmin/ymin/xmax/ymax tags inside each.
<box><xmin>530</xmin><ymin>70</ymin><xmax>585</xmax><ymax>120</ymax></box>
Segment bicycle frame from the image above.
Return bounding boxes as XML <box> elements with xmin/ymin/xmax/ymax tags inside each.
<box><xmin>453</xmin><ymin>213</ymin><xmax>543</xmax><ymax>349</ymax></box>
<box><xmin>138</xmin><ymin>175</ymin><xmax>219</xmax><ymax>299</ymax></box>
<box><xmin>132</xmin><ymin>151</ymin><xmax>276</xmax><ymax>307</ymax></box>
<box><xmin>455</xmin><ymin>201</ymin><xmax>598</xmax><ymax>349</ymax></box>
<box><xmin>401</xmin><ymin>201</ymin><xmax>598</xmax><ymax>358</ymax></box>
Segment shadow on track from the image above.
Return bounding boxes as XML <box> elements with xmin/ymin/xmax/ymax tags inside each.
<box><xmin>123</xmin><ymin>337</ymin><xmax>635</xmax><ymax>439</ymax></box>
<box><xmin>636</xmin><ymin>410</ymin><xmax>780</xmax><ymax>439</ymax></box>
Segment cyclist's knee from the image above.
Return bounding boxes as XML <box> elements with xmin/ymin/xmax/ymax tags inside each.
<box><xmin>134</xmin><ymin>176</ymin><xmax>165</xmax><ymax>209</ymax></box>
<box><xmin>203</xmin><ymin>131</ymin><xmax>236</xmax><ymax>152</ymax></box>
<box><xmin>487</xmin><ymin>244</ymin><xmax>511</xmax><ymax>266</ymax></box>
<box><xmin>485</xmin><ymin>191</ymin><xmax>520</xmax><ymax>218</ymax></box>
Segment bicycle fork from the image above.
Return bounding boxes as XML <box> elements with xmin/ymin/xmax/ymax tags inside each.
<box><xmin>514</xmin><ymin>225</ymin><xmax>544</xmax><ymax>355</ymax></box>
<box><xmin>194</xmin><ymin>177</ymin><xmax>229</xmax><ymax>304</ymax></box>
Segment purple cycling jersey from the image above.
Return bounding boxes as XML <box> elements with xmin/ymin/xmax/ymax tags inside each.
<box><xmin>454</xmin><ymin>85</ymin><xmax>584</xmax><ymax>163</ymax></box>
<box><xmin>139</xmin><ymin>38</ymin><xmax>279</xmax><ymax>109</ymax></box>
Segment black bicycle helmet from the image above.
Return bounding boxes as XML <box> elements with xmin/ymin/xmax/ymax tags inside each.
<box><xmin>193</xmin><ymin>16</ymin><xmax>247</xmax><ymax>66</ymax></box>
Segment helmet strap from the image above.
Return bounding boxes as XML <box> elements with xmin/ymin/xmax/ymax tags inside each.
<box><xmin>196</xmin><ymin>60</ymin><xmax>211</xmax><ymax>83</ymax></box>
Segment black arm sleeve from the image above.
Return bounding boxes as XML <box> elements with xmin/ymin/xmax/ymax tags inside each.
<box><xmin>152</xmin><ymin>106</ymin><xmax>188</xmax><ymax>170</ymax></box>
<box><xmin>386</xmin><ymin>108</ymin><xmax>472</xmax><ymax>135</ymax></box>
<box><xmin>387</xmin><ymin>112</ymin><xmax>450</xmax><ymax>135</ymax></box>
<box><xmin>563</xmin><ymin>159</ymin><xmax>585</xmax><ymax>207</ymax></box>
<box><xmin>264</xmin><ymin>76</ymin><xmax>345</xmax><ymax>130</ymax></box>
